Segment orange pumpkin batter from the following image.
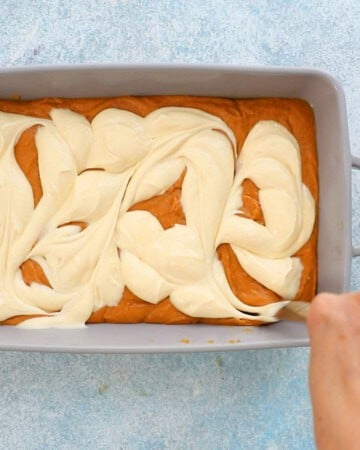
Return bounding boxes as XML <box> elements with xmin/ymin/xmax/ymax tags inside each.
<box><xmin>0</xmin><ymin>96</ymin><xmax>318</xmax><ymax>326</ymax></box>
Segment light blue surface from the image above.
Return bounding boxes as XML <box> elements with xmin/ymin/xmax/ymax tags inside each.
<box><xmin>0</xmin><ymin>1</ymin><xmax>359</xmax><ymax>449</ymax></box>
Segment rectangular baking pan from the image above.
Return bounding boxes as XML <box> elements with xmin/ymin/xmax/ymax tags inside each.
<box><xmin>0</xmin><ymin>64</ymin><xmax>354</xmax><ymax>353</ymax></box>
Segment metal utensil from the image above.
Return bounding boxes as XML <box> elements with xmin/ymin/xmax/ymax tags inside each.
<box><xmin>275</xmin><ymin>301</ymin><xmax>311</xmax><ymax>322</ymax></box>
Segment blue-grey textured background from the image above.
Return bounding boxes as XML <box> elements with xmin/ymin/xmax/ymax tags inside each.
<box><xmin>1</xmin><ymin>1</ymin><xmax>359</xmax><ymax>449</ymax></box>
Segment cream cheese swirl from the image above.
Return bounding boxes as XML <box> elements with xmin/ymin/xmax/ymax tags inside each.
<box><xmin>0</xmin><ymin>107</ymin><xmax>315</xmax><ymax>328</ymax></box>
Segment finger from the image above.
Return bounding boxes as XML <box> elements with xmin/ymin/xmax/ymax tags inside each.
<box><xmin>307</xmin><ymin>292</ymin><xmax>340</xmax><ymax>341</ymax></box>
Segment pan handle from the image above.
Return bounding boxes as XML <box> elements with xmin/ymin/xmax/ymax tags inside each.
<box><xmin>352</xmin><ymin>155</ymin><xmax>360</xmax><ymax>256</ymax></box>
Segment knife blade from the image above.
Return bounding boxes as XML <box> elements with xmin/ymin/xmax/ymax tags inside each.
<box><xmin>275</xmin><ymin>300</ymin><xmax>311</xmax><ymax>322</ymax></box>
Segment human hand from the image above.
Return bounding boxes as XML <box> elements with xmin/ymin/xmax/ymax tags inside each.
<box><xmin>308</xmin><ymin>293</ymin><xmax>360</xmax><ymax>450</ymax></box>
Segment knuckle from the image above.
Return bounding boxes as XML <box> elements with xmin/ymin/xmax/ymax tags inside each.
<box><xmin>307</xmin><ymin>292</ymin><xmax>360</xmax><ymax>337</ymax></box>
<box><xmin>307</xmin><ymin>293</ymin><xmax>339</xmax><ymax>328</ymax></box>
<box><xmin>340</xmin><ymin>293</ymin><xmax>360</xmax><ymax>330</ymax></box>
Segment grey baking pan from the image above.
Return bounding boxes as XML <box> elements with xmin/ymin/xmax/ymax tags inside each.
<box><xmin>0</xmin><ymin>64</ymin><xmax>356</xmax><ymax>353</ymax></box>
